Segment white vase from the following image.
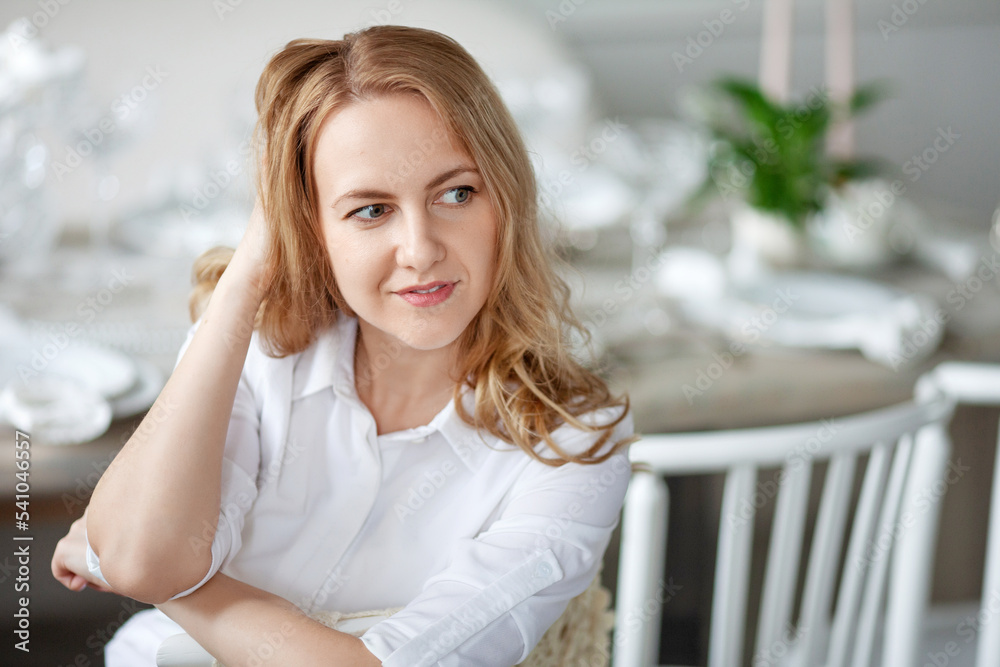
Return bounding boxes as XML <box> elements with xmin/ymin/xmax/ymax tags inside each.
<box><xmin>728</xmin><ymin>204</ymin><xmax>808</xmax><ymax>280</ymax></box>
<box><xmin>808</xmin><ymin>179</ymin><xmax>902</xmax><ymax>269</ymax></box>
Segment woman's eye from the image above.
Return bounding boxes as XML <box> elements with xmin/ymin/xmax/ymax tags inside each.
<box><xmin>440</xmin><ymin>186</ymin><xmax>476</xmax><ymax>205</ymax></box>
<box><xmin>351</xmin><ymin>203</ymin><xmax>389</xmax><ymax>220</ymax></box>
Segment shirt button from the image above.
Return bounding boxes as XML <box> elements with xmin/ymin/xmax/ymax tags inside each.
<box><xmin>535</xmin><ymin>561</ymin><xmax>553</xmax><ymax>578</ymax></box>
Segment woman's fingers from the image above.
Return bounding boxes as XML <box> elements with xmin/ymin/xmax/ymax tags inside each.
<box><xmin>227</xmin><ymin>195</ymin><xmax>274</xmax><ymax>299</ymax></box>
<box><xmin>50</xmin><ymin>515</ymin><xmax>115</xmax><ymax>594</ymax></box>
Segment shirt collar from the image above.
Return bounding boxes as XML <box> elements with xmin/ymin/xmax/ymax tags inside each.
<box><xmin>291</xmin><ymin>314</ymin><xmax>498</xmax><ymax>472</ymax></box>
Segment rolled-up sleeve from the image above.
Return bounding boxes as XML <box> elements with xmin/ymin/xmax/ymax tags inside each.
<box><xmin>361</xmin><ymin>408</ymin><xmax>634</xmax><ymax>666</ymax></box>
<box><xmin>86</xmin><ymin>321</ymin><xmax>262</xmax><ymax>600</ymax></box>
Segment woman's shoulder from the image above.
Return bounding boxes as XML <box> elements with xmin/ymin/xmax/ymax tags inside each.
<box><xmin>539</xmin><ymin>401</ymin><xmax>635</xmax><ymax>461</ymax></box>
<box><xmin>178</xmin><ymin>315</ymin><xmax>353</xmax><ymax>392</ymax></box>
<box><xmin>245</xmin><ymin>314</ymin><xmax>355</xmax><ymax>390</ymax></box>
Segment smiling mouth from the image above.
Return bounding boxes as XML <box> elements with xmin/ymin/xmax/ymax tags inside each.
<box><xmin>410</xmin><ymin>285</ymin><xmax>447</xmax><ymax>294</ymax></box>
<box><xmin>396</xmin><ymin>281</ymin><xmax>457</xmax><ymax>307</ymax></box>
<box><xmin>396</xmin><ymin>280</ymin><xmax>456</xmax><ymax>294</ymax></box>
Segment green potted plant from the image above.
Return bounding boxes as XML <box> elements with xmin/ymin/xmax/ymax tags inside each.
<box><xmin>688</xmin><ymin>77</ymin><xmax>886</xmax><ymax>273</ymax></box>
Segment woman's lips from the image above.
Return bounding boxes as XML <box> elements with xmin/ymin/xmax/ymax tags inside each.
<box><xmin>397</xmin><ymin>282</ymin><xmax>456</xmax><ymax>307</ymax></box>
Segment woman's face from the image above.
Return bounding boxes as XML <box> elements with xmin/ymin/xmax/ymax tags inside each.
<box><xmin>314</xmin><ymin>93</ymin><xmax>497</xmax><ymax>353</ymax></box>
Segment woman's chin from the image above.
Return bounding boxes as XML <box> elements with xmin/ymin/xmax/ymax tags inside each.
<box><xmin>393</xmin><ymin>327</ymin><xmax>464</xmax><ymax>352</ymax></box>
<box><xmin>362</xmin><ymin>315</ymin><xmax>466</xmax><ymax>352</ymax></box>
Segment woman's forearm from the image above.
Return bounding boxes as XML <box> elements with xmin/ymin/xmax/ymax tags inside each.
<box><xmin>87</xmin><ymin>248</ymin><xmax>265</xmax><ymax>603</ymax></box>
<box><xmin>156</xmin><ymin>573</ymin><xmax>382</xmax><ymax>667</ymax></box>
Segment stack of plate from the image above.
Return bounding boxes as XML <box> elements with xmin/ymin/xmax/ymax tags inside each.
<box><xmin>655</xmin><ymin>248</ymin><xmax>944</xmax><ymax>367</ymax></box>
<box><xmin>0</xmin><ymin>327</ymin><xmax>163</xmax><ymax>445</ymax></box>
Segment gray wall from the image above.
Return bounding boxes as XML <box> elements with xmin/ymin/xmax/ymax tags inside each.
<box><xmin>3</xmin><ymin>0</ymin><xmax>997</xmax><ymax>230</ymax></box>
<box><xmin>522</xmin><ymin>0</ymin><xmax>1000</xmax><ymax>225</ymax></box>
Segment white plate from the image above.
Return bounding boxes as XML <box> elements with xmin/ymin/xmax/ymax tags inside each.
<box><xmin>0</xmin><ymin>375</ymin><xmax>112</xmax><ymax>445</ymax></box>
<box><xmin>45</xmin><ymin>345</ymin><xmax>137</xmax><ymax>399</ymax></box>
<box><xmin>671</xmin><ymin>271</ymin><xmax>941</xmax><ymax>365</ymax></box>
<box><xmin>737</xmin><ymin>272</ymin><xmax>901</xmax><ymax>318</ymax></box>
<box><xmin>109</xmin><ymin>357</ymin><xmax>164</xmax><ymax>419</ymax></box>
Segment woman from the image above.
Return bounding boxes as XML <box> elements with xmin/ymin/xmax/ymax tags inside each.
<box><xmin>51</xmin><ymin>25</ymin><xmax>636</xmax><ymax>666</ymax></box>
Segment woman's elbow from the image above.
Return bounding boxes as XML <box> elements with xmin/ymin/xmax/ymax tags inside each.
<box><xmin>97</xmin><ymin>547</ymin><xmax>212</xmax><ymax>604</ymax></box>
<box><xmin>87</xmin><ymin>512</ymin><xmax>215</xmax><ymax>602</ymax></box>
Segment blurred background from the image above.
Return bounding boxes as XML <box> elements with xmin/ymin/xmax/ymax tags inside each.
<box><xmin>0</xmin><ymin>0</ymin><xmax>998</xmax><ymax>664</ymax></box>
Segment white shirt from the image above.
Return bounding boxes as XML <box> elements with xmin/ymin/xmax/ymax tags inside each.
<box><xmin>88</xmin><ymin>313</ymin><xmax>634</xmax><ymax>666</ymax></box>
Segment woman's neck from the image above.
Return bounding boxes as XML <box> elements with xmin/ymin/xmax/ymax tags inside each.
<box><xmin>353</xmin><ymin>322</ymin><xmax>460</xmax><ymax>434</ymax></box>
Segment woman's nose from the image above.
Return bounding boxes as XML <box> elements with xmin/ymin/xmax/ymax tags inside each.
<box><xmin>396</xmin><ymin>210</ymin><xmax>445</xmax><ymax>271</ymax></box>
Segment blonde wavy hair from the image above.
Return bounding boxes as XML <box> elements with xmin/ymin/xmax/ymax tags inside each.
<box><xmin>191</xmin><ymin>25</ymin><xmax>637</xmax><ymax>466</ymax></box>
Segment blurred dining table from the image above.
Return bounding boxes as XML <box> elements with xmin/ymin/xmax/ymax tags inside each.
<box><xmin>9</xmin><ymin>234</ymin><xmax>996</xmax><ymax>493</ymax></box>
<box><xmin>1</xmin><ymin>212</ymin><xmax>998</xmax><ymax>663</ymax></box>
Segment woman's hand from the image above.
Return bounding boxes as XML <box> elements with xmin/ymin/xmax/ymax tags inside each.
<box><xmin>240</xmin><ymin>195</ymin><xmax>271</xmax><ymax>266</ymax></box>
<box><xmin>228</xmin><ymin>195</ymin><xmax>273</xmax><ymax>300</ymax></box>
<box><xmin>51</xmin><ymin>510</ymin><xmax>115</xmax><ymax>593</ymax></box>
<box><xmin>157</xmin><ymin>573</ymin><xmax>382</xmax><ymax>666</ymax></box>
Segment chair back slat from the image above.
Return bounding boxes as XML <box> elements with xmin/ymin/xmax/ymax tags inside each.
<box><xmin>978</xmin><ymin>425</ymin><xmax>1000</xmax><ymax>667</ymax></box>
<box><xmin>710</xmin><ymin>465</ymin><xmax>757</xmax><ymax>667</ymax></box>
<box><xmin>796</xmin><ymin>451</ymin><xmax>857</xmax><ymax>667</ymax></box>
<box><xmin>614</xmin><ymin>388</ymin><xmax>958</xmax><ymax>667</ymax></box>
<box><xmin>930</xmin><ymin>362</ymin><xmax>1000</xmax><ymax>667</ymax></box>
<box><xmin>825</xmin><ymin>441</ymin><xmax>893</xmax><ymax>667</ymax></box>
<box><xmin>613</xmin><ymin>471</ymin><xmax>669</xmax><ymax>667</ymax></box>
<box><xmin>882</xmin><ymin>422</ymin><xmax>951</xmax><ymax>667</ymax></box>
<box><xmin>850</xmin><ymin>434</ymin><xmax>916</xmax><ymax>667</ymax></box>
<box><xmin>756</xmin><ymin>460</ymin><xmax>812</xmax><ymax>656</ymax></box>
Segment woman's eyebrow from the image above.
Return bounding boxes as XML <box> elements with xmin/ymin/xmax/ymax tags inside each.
<box><xmin>424</xmin><ymin>165</ymin><xmax>478</xmax><ymax>191</ymax></box>
<box><xmin>331</xmin><ymin>165</ymin><xmax>479</xmax><ymax>208</ymax></box>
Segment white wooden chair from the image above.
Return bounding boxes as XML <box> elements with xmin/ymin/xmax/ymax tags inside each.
<box><xmin>613</xmin><ymin>377</ymin><xmax>957</xmax><ymax>667</ymax></box>
<box><xmin>922</xmin><ymin>362</ymin><xmax>1000</xmax><ymax>667</ymax></box>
